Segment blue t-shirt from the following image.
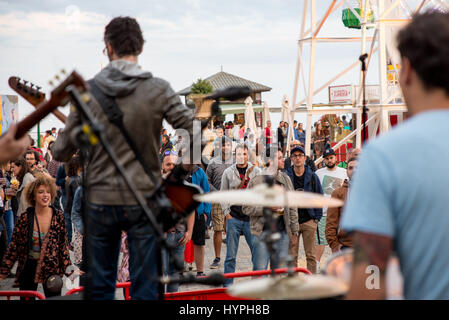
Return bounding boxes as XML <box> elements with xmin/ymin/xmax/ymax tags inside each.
<box><xmin>341</xmin><ymin>110</ymin><xmax>449</xmax><ymax>300</ymax></box>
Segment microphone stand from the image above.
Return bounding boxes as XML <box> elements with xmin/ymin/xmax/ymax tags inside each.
<box><xmin>359</xmin><ymin>53</ymin><xmax>369</xmax><ymax>145</ymax></box>
<box><xmin>65</xmin><ymin>85</ymin><xmax>183</xmax><ymax>300</ymax></box>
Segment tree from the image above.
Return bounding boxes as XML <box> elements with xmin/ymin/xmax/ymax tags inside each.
<box><xmin>190</xmin><ymin>79</ymin><xmax>213</xmax><ymax>94</ymax></box>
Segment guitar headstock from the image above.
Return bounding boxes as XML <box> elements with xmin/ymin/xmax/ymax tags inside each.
<box><xmin>46</xmin><ymin>69</ymin><xmax>88</xmax><ymax>107</ymax></box>
<box><xmin>13</xmin><ymin>69</ymin><xmax>88</xmax><ymax>139</ymax></box>
<box><xmin>8</xmin><ymin>76</ymin><xmax>45</xmax><ymax>107</ymax></box>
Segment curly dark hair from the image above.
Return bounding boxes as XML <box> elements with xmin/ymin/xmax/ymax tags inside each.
<box><xmin>104</xmin><ymin>16</ymin><xmax>145</xmax><ymax>57</ymax></box>
<box><xmin>397</xmin><ymin>11</ymin><xmax>449</xmax><ymax>95</ymax></box>
<box><xmin>24</xmin><ymin>174</ymin><xmax>57</xmax><ymax>207</ymax></box>
<box><xmin>66</xmin><ymin>156</ymin><xmax>82</xmax><ymax>177</ymax></box>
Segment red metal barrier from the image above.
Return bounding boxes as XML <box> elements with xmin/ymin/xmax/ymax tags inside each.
<box><xmin>165</xmin><ymin>267</ymin><xmax>312</xmax><ymax>300</ymax></box>
<box><xmin>330</xmin><ymin>142</ymin><xmax>353</xmax><ymax>163</ymax></box>
<box><xmin>65</xmin><ymin>282</ymin><xmax>132</xmax><ymax>299</ymax></box>
<box><xmin>65</xmin><ymin>267</ymin><xmax>311</xmax><ymax>300</ymax></box>
<box><xmin>0</xmin><ymin>290</ymin><xmax>46</xmax><ymax>300</ymax></box>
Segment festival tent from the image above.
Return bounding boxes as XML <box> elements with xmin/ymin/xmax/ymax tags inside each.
<box><xmin>244</xmin><ymin>96</ymin><xmax>259</xmax><ymax>138</ymax></box>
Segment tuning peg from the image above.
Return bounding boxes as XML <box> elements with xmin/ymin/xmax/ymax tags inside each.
<box><xmin>49</xmin><ymin>80</ymin><xmax>54</xmax><ymax>86</ymax></box>
<box><xmin>22</xmin><ymin>80</ymin><xmax>28</xmax><ymax>92</ymax></box>
<box><xmin>35</xmin><ymin>85</ymin><xmax>42</xmax><ymax>98</ymax></box>
<box><xmin>28</xmin><ymin>83</ymin><xmax>35</xmax><ymax>96</ymax></box>
<box><xmin>55</xmin><ymin>75</ymin><xmax>60</xmax><ymax>81</ymax></box>
<box><xmin>61</xmin><ymin>69</ymin><xmax>67</xmax><ymax>75</ymax></box>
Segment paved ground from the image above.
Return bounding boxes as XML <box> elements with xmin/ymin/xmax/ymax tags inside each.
<box><xmin>0</xmin><ymin>230</ymin><xmax>331</xmax><ymax>300</ymax></box>
<box><xmin>179</xmin><ymin>230</ymin><xmax>331</xmax><ymax>292</ymax></box>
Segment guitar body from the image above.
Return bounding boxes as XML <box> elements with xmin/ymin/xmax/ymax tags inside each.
<box><xmin>164</xmin><ymin>180</ymin><xmax>202</xmax><ymax>215</ymax></box>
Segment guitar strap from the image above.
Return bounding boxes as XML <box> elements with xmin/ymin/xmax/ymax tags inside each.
<box><xmin>87</xmin><ymin>79</ymin><xmax>158</xmax><ymax>189</ymax></box>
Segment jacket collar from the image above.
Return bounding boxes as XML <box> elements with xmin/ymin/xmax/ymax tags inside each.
<box><xmin>232</xmin><ymin>162</ymin><xmax>253</xmax><ymax>174</ymax></box>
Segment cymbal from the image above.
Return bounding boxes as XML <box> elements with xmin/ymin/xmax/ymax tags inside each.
<box><xmin>194</xmin><ymin>183</ymin><xmax>344</xmax><ymax>208</ymax></box>
<box><xmin>227</xmin><ymin>274</ymin><xmax>348</xmax><ymax>300</ymax></box>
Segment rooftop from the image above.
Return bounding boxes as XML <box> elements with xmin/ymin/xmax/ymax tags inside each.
<box><xmin>178</xmin><ymin>71</ymin><xmax>272</xmax><ymax>96</ymax></box>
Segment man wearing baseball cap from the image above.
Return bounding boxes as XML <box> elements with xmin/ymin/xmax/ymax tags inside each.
<box><xmin>314</xmin><ymin>148</ymin><xmax>348</xmax><ymax>271</ymax></box>
<box><xmin>285</xmin><ymin>146</ymin><xmax>323</xmax><ymax>273</ymax></box>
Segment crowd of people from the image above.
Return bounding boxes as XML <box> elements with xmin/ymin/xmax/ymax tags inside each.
<box><xmin>0</xmin><ymin>110</ymin><xmax>359</xmax><ymax>299</ymax></box>
<box><xmin>157</xmin><ymin>120</ymin><xmax>361</xmax><ymax>286</ymax></box>
<box><xmin>0</xmin><ymin>14</ymin><xmax>359</xmax><ymax>299</ymax></box>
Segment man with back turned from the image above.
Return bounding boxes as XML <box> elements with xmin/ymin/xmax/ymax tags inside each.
<box><xmin>53</xmin><ymin>16</ymin><xmax>194</xmax><ymax>300</ymax></box>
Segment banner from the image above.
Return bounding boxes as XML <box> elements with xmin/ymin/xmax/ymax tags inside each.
<box><xmin>0</xmin><ymin>95</ymin><xmax>19</xmax><ymax>134</ymax></box>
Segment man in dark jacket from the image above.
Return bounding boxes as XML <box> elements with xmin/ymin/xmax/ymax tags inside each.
<box><xmin>52</xmin><ymin>17</ymin><xmax>194</xmax><ymax>300</ymax></box>
<box><xmin>285</xmin><ymin>146</ymin><xmax>323</xmax><ymax>273</ymax></box>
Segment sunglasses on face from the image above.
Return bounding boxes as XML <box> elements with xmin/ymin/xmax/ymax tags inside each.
<box><xmin>164</xmin><ymin>150</ymin><xmax>177</xmax><ymax>156</ymax></box>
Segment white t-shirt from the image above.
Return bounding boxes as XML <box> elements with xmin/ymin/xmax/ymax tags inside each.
<box><xmin>315</xmin><ymin>166</ymin><xmax>348</xmax><ymax>216</ymax></box>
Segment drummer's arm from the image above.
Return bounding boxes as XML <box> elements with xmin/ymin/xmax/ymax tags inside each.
<box><xmin>345</xmin><ymin>232</ymin><xmax>393</xmax><ymax>300</ymax></box>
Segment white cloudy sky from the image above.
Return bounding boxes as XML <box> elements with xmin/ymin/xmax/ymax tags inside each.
<box><xmin>0</xmin><ymin>0</ymin><xmax>441</xmax><ymax>136</ymax></box>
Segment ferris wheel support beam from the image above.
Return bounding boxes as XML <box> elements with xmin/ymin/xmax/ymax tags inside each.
<box><xmin>287</xmin><ymin>0</ymin><xmax>440</xmax><ymax>160</ymax></box>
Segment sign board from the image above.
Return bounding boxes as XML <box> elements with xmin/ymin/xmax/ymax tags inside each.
<box><xmin>329</xmin><ymin>85</ymin><xmax>353</xmax><ymax>104</ymax></box>
<box><xmin>0</xmin><ymin>95</ymin><xmax>19</xmax><ymax>134</ymax></box>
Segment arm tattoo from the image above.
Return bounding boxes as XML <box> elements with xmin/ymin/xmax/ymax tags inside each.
<box><xmin>352</xmin><ymin>232</ymin><xmax>393</xmax><ymax>272</ymax></box>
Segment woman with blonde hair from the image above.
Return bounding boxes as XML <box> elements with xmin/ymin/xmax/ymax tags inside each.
<box><xmin>0</xmin><ymin>174</ymin><xmax>71</xmax><ymax>298</ymax></box>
